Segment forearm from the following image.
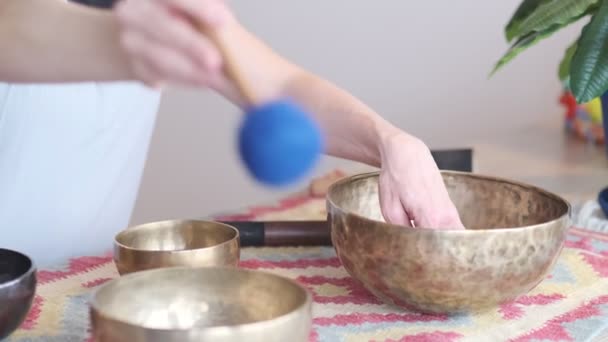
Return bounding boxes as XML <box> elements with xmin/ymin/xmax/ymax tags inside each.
<box><xmin>212</xmin><ymin>21</ymin><xmax>399</xmax><ymax>167</ymax></box>
<box><xmin>281</xmin><ymin>71</ymin><xmax>400</xmax><ymax>167</ymax></box>
<box><xmin>0</xmin><ymin>0</ymin><xmax>132</xmax><ymax>82</ymax></box>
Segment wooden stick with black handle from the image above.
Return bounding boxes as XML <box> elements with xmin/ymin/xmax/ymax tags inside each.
<box><xmin>219</xmin><ymin>220</ymin><xmax>331</xmax><ymax>246</ymax></box>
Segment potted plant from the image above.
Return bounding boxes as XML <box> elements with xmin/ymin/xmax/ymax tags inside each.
<box><xmin>493</xmin><ymin>0</ymin><xmax>607</xmax><ymax>152</ymax></box>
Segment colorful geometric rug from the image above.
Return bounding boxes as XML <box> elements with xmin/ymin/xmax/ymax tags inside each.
<box><xmin>6</xmin><ymin>172</ymin><xmax>608</xmax><ymax>342</ymax></box>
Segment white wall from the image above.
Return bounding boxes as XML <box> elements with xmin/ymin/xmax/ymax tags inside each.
<box><xmin>130</xmin><ymin>0</ymin><xmax>586</xmax><ymax>224</ymax></box>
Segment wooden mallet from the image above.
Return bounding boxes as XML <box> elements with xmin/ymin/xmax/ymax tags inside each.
<box><xmin>202</xmin><ymin>25</ymin><xmax>324</xmax><ymax>187</ymax></box>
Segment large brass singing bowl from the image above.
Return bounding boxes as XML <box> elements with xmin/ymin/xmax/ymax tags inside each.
<box><xmin>327</xmin><ymin>171</ymin><xmax>571</xmax><ymax>314</ymax></box>
<box><xmin>90</xmin><ymin>267</ymin><xmax>312</xmax><ymax>342</ymax></box>
<box><xmin>114</xmin><ymin>220</ymin><xmax>240</xmax><ymax>275</ymax></box>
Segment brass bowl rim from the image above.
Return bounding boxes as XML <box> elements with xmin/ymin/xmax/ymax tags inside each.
<box><xmin>113</xmin><ymin>219</ymin><xmax>240</xmax><ymax>253</ymax></box>
<box><xmin>89</xmin><ymin>266</ymin><xmax>312</xmax><ymax>333</ymax></box>
<box><xmin>0</xmin><ymin>248</ymin><xmax>37</xmax><ymax>289</ymax></box>
<box><xmin>326</xmin><ymin>170</ymin><xmax>572</xmax><ymax>234</ymax></box>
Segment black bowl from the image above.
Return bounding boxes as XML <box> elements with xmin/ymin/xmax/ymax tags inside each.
<box><xmin>0</xmin><ymin>249</ymin><xmax>36</xmax><ymax>340</ymax></box>
<box><xmin>599</xmin><ymin>187</ymin><xmax>608</xmax><ymax>218</ymax></box>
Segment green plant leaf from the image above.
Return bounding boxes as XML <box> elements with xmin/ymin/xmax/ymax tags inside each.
<box><xmin>492</xmin><ymin>15</ymin><xmax>583</xmax><ymax>76</ymax></box>
<box><xmin>491</xmin><ymin>32</ymin><xmax>550</xmax><ymax>76</ymax></box>
<box><xmin>571</xmin><ymin>0</ymin><xmax>608</xmax><ymax>103</ymax></box>
<box><xmin>558</xmin><ymin>41</ymin><xmax>577</xmax><ymax>85</ymax></box>
<box><xmin>509</xmin><ymin>0</ymin><xmax>598</xmax><ymax>41</ymax></box>
<box><xmin>506</xmin><ymin>0</ymin><xmax>549</xmax><ymax>42</ymax></box>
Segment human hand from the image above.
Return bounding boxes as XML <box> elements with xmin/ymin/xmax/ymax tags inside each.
<box><xmin>114</xmin><ymin>0</ymin><xmax>234</xmax><ymax>88</ymax></box>
<box><xmin>377</xmin><ymin>130</ymin><xmax>465</xmax><ymax>230</ymax></box>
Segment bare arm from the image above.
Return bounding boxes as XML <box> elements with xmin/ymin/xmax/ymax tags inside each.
<box><xmin>115</xmin><ymin>0</ymin><xmax>465</xmax><ymax>229</ymax></box>
<box><xmin>208</xmin><ymin>22</ymin><xmax>401</xmax><ymax>167</ymax></box>
<box><xmin>0</xmin><ymin>0</ymin><xmax>132</xmax><ymax>82</ymax></box>
<box><xmin>281</xmin><ymin>72</ymin><xmax>403</xmax><ymax>167</ymax></box>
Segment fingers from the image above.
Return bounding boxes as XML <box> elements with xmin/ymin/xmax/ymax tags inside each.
<box><xmin>408</xmin><ymin>199</ymin><xmax>465</xmax><ymax>230</ymax></box>
<box><xmin>399</xmin><ymin>170</ymin><xmax>465</xmax><ymax>230</ymax></box>
<box><xmin>164</xmin><ymin>0</ymin><xmax>233</xmax><ymax>27</ymax></box>
<box><xmin>403</xmin><ymin>172</ymin><xmax>464</xmax><ymax>230</ymax></box>
<box><xmin>114</xmin><ymin>0</ymin><xmax>232</xmax><ymax>87</ymax></box>
<box><xmin>378</xmin><ymin>132</ymin><xmax>466</xmax><ymax>230</ymax></box>
<box><xmin>130</xmin><ymin>57</ymin><xmax>162</xmax><ymax>89</ymax></box>
<box><xmin>116</xmin><ymin>0</ymin><xmax>221</xmax><ymax>71</ymax></box>
<box><xmin>120</xmin><ymin>31</ymin><xmax>206</xmax><ymax>86</ymax></box>
<box><xmin>379</xmin><ymin>175</ymin><xmax>413</xmax><ymax>227</ymax></box>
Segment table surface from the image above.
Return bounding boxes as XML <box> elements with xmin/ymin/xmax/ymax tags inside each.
<box><xmin>340</xmin><ymin>121</ymin><xmax>607</xmax><ymax>207</ymax></box>
<box><xmin>6</xmin><ymin>179</ymin><xmax>608</xmax><ymax>342</ymax></box>
<box><xmin>469</xmin><ymin>121</ymin><xmax>607</xmax><ymax>203</ymax></box>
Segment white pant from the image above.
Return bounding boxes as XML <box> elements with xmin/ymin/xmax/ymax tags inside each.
<box><xmin>0</xmin><ymin>82</ymin><xmax>160</xmax><ymax>267</ymax></box>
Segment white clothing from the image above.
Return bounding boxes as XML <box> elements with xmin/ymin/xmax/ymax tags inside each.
<box><xmin>0</xmin><ymin>82</ymin><xmax>161</xmax><ymax>267</ymax></box>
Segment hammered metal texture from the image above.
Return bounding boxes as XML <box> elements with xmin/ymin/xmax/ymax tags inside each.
<box><xmin>114</xmin><ymin>220</ymin><xmax>240</xmax><ymax>275</ymax></box>
<box><xmin>90</xmin><ymin>267</ymin><xmax>312</xmax><ymax>342</ymax></box>
<box><xmin>327</xmin><ymin>171</ymin><xmax>571</xmax><ymax>314</ymax></box>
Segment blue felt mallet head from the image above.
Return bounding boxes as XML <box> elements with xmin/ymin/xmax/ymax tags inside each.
<box><xmin>199</xmin><ymin>25</ymin><xmax>324</xmax><ymax>187</ymax></box>
<box><xmin>238</xmin><ymin>100</ymin><xmax>324</xmax><ymax>187</ymax></box>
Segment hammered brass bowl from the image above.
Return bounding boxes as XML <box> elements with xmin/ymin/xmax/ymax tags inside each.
<box><xmin>327</xmin><ymin>171</ymin><xmax>571</xmax><ymax>314</ymax></box>
<box><xmin>114</xmin><ymin>220</ymin><xmax>240</xmax><ymax>275</ymax></box>
<box><xmin>90</xmin><ymin>267</ymin><xmax>312</xmax><ymax>342</ymax></box>
<box><xmin>0</xmin><ymin>249</ymin><xmax>37</xmax><ymax>340</ymax></box>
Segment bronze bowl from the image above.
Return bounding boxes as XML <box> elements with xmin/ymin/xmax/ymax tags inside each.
<box><xmin>0</xmin><ymin>249</ymin><xmax>37</xmax><ymax>339</ymax></box>
<box><xmin>114</xmin><ymin>220</ymin><xmax>240</xmax><ymax>275</ymax></box>
<box><xmin>90</xmin><ymin>266</ymin><xmax>312</xmax><ymax>342</ymax></box>
<box><xmin>327</xmin><ymin>171</ymin><xmax>571</xmax><ymax>314</ymax></box>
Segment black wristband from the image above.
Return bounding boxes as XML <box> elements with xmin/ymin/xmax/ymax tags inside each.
<box><xmin>69</xmin><ymin>0</ymin><xmax>116</xmax><ymax>9</ymax></box>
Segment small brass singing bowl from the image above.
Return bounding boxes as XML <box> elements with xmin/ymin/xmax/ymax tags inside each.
<box><xmin>327</xmin><ymin>171</ymin><xmax>571</xmax><ymax>314</ymax></box>
<box><xmin>114</xmin><ymin>220</ymin><xmax>240</xmax><ymax>275</ymax></box>
<box><xmin>90</xmin><ymin>267</ymin><xmax>312</xmax><ymax>342</ymax></box>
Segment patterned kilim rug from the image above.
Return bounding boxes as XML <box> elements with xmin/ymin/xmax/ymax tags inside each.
<box><xmin>5</xmin><ymin>171</ymin><xmax>608</xmax><ymax>342</ymax></box>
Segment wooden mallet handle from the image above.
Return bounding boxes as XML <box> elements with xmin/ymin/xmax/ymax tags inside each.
<box><xmin>199</xmin><ymin>25</ymin><xmax>258</xmax><ymax>105</ymax></box>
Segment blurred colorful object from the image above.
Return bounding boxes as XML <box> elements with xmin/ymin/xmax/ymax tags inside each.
<box><xmin>560</xmin><ymin>91</ymin><xmax>605</xmax><ymax>145</ymax></box>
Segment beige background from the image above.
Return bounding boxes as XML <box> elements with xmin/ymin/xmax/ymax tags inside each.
<box><xmin>130</xmin><ymin>0</ymin><xmax>606</xmax><ymax>225</ymax></box>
